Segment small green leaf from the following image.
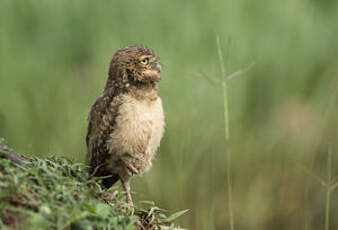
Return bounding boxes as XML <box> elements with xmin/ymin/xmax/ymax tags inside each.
<box><xmin>139</xmin><ymin>200</ymin><xmax>155</xmax><ymax>206</ymax></box>
<box><xmin>93</xmin><ymin>203</ymin><xmax>111</xmax><ymax>218</ymax></box>
<box><xmin>162</xmin><ymin>209</ymin><xmax>189</xmax><ymax>223</ymax></box>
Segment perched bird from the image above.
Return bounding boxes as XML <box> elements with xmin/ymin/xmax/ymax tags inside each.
<box><xmin>86</xmin><ymin>46</ymin><xmax>165</xmax><ymax>207</ymax></box>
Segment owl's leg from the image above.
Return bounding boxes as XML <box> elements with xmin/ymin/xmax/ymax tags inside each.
<box><xmin>120</xmin><ymin>176</ymin><xmax>134</xmax><ymax>211</ymax></box>
<box><xmin>120</xmin><ymin>158</ymin><xmax>138</xmax><ymax>212</ymax></box>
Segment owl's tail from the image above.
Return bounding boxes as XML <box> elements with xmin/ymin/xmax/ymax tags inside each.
<box><xmin>102</xmin><ymin>173</ymin><xmax>120</xmax><ymax>189</ymax></box>
<box><xmin>89</xmin><ymin>163</ymin><xmax>120</xmax><ymax>189</ymax></box>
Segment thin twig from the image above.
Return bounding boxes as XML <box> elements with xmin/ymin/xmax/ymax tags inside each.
<box><xmin>330</xmin><ymin>181</ymin><xmax>338</xmax><ymax>192</ymax></box>
<box><xmin>325</xmin><ymin>146</ymin><xmax>332</xmax><ymax>230</ymax></box>
<box><xmin>227</xmin><ymin>62</ymin><xmax>256</xmax><ymax>81</ymax></box>
<box><xmin>299</xmin><ymin>164</ymin><xmax>327</xmax><ymax>187</ymax></box>
<box><xmin>185</xmin><ymin>70</ymin><xmax>220</xmax><ymax>86</ymax></box>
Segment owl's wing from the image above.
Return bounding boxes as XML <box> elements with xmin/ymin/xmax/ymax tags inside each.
<box><xmin>86</xmin><ymin>88</ymin><xmax>123</xmax><ymax>172</ymax></box>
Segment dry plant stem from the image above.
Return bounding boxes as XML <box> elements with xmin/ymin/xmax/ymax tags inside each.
<box><xmin>325</xmin><ymin>146</ymin><xmax>332</xmax><ymax>230</ymax></box>
<box><xmin>303</xmin><ymin>154</ymin><xmax>315</xmax><ymax>230</ymax></box>
<box><xmin>323</xmin><ymin>78</ymin><xmax>337</xmax><ymax>230</ymax></box>
<box><xmin>304</xmin><ymin>78</ymin><xmax>338</xmax><ymax>230</ymax></box>
<box><xmin>216</xmin><ymin>35</ymin><xmax>234</xmax><ymax>230</ymax></box>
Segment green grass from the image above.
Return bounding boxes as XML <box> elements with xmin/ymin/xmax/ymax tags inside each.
<box><xmin>216</xmin><ymin>36</ymin><xmax>234</xmax><ymax>230</ymax></box>
<box><xmin>1</xmin><ymin>0</ymin><xmax>338</xmax><ymax>229</ymax></box>
<box><xmin>0</xmin><ymin>139</ymin><xmax>186</xmax><ymax>230</ymax></box>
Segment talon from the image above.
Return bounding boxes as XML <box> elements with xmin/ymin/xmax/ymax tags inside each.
<box><xmin>127</xmin><ymin>164</ymin><xmax>139</xmax><ymax>175</ymax></box>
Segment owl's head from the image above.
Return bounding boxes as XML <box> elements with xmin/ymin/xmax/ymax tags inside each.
<box><xmin>108</xmin><ymin>46</ymin><xmax>162</xmax><ymax>87</ymax></box>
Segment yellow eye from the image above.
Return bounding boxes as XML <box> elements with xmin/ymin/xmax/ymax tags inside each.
<box><xmin>140</xmin><ymin>57</ymin><xmax>149</xmax><ymax>65</ymax></box>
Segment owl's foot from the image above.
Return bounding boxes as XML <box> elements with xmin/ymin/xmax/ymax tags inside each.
<box><xmin>126</xmin><ymin>164</ymin><xmax>139</xmax><ymax>176</ymax></box>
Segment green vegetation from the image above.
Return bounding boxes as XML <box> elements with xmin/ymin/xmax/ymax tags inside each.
<box><xmin>1</xmin><ymin>0</ymin><xmax>338</xmax><ymax>229</ymax></box>
<box><xmin>0</xmin><ymin>139</ymin><xmax>186</xmax><ymax>230</ymax></box>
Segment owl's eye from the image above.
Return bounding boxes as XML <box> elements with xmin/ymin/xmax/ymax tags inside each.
<box><xmin>140</xmin><ymin>57</ymin><xmax>149</xmax><ymax>65</ymax></box>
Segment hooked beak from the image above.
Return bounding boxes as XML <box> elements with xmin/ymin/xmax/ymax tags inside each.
<box><xmin>155</xmin><ymin>63</ymin><xmax>162</xmax><ymax>73</ymax></box>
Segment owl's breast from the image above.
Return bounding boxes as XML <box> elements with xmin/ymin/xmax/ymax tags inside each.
<box><xmin>107</xmin><ymin>93</ymin><xmax>165</xmax><ymax>172</ymax></box>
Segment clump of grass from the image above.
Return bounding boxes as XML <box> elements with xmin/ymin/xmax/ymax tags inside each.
<box><xmin>0</xmin><ymin>139</ymin><xmax>187</xmax><ymax>230</ymax></box>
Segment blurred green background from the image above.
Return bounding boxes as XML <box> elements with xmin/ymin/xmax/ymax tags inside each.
<box><xmin>1</xmin><ymin>0</ymin><xmax>338</xmax><ymax>229</ymax></box>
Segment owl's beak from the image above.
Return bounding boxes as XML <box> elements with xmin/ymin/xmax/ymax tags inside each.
<box><xmin>155</xmin><ymin>63</ymin><xmax>162</xmax><ymax>73</ymax></box>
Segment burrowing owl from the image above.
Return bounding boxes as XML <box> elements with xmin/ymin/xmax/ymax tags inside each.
<box><xmin>86</xmin><ymin>46</ymin><xmax>165</xmax><ymax>207</ymax></box>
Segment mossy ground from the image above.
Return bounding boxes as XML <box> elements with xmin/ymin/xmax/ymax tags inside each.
<box><xmin>0</xmin><ymin>140</ymin><xmax>187</xmax><ymax>230</ymax></box>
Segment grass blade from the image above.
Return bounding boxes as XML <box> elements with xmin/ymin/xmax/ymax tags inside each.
<box><xmin>163</xmin><ymin>209</ymin><xmax>189</xmax><ymax>223</ymax></box>
<box><xmin>216</xmin><ymin>35</ymin><xmax>234</xmax><ymax>230</ymax></box>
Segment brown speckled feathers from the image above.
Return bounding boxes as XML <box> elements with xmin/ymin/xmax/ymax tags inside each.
<box><xmin>86</xmin><ymin>87</ymin><xmax>125</xmax><ymax>187</ymax></box>
<box><xmin>86</xmin><ymin>46</ymin><xmax>164</xmax><ymax>205</ymax></box>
